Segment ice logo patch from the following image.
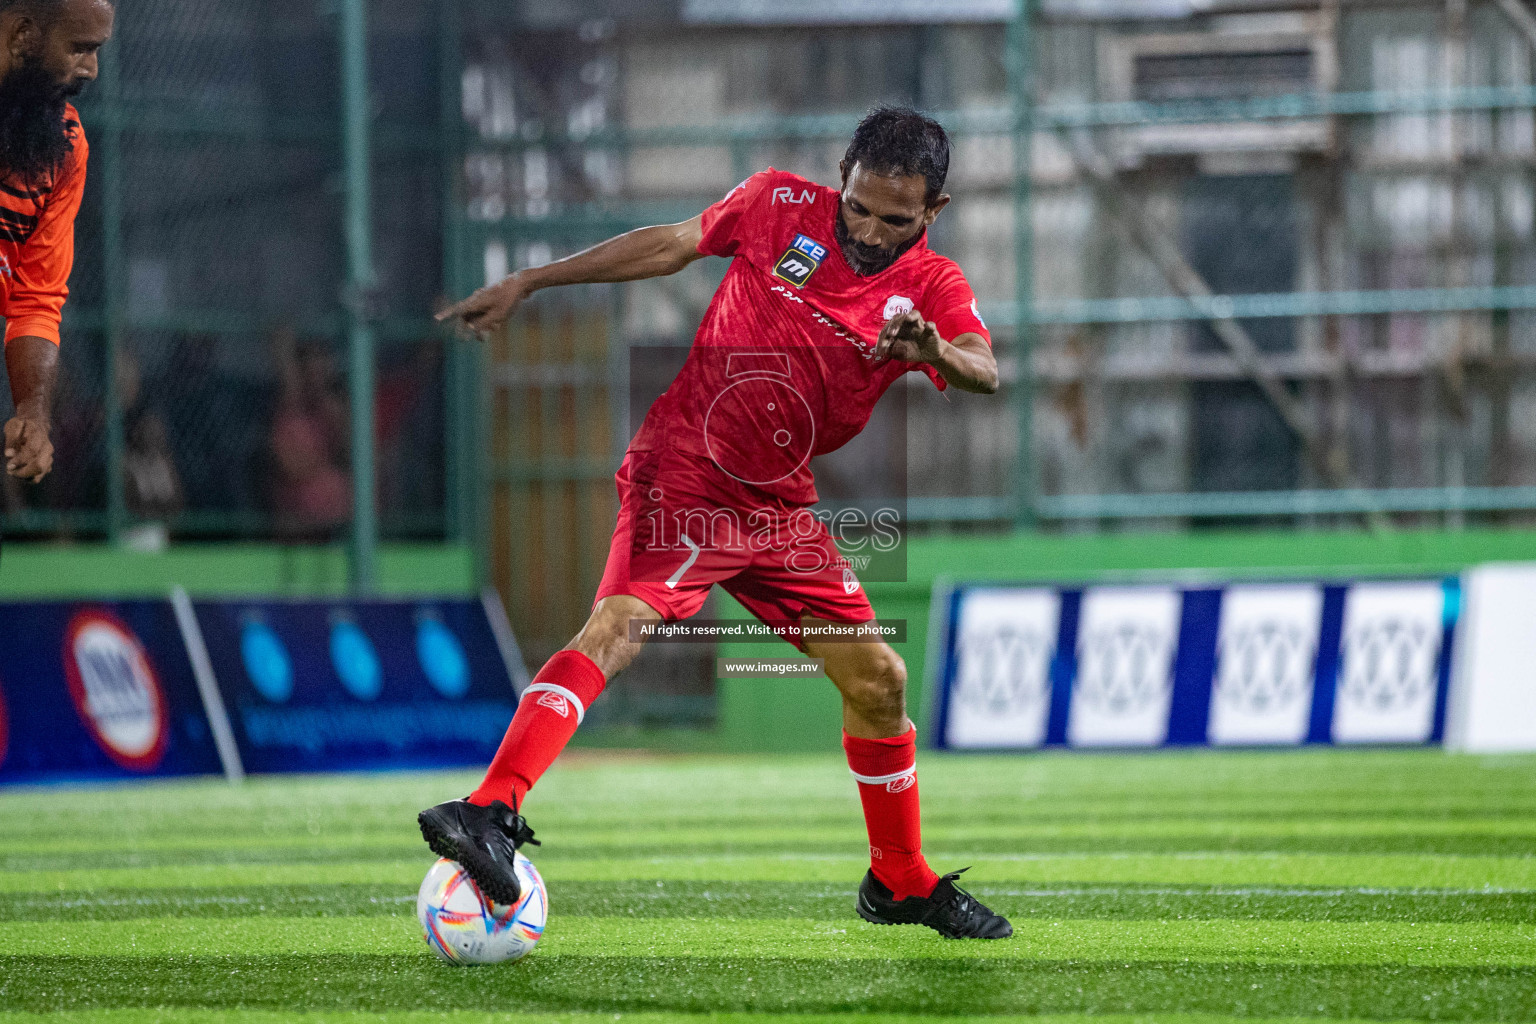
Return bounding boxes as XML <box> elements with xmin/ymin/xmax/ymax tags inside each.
<box><xmin>883</xmin><ymin>295</ymin><xmax>914</xmax><ymax>321</ymax></box>
<box><xmin>791</xmin><ymin>234</ymin><xmax>826</xmax><ymax>261</ymax></box>
<box><xmin>971</xmin><ymin>298</ymin><xmax>986</xmax><ymax>329</ymax></box>
<box><xmin>886</xmin><ymin>774</ymin><xmax>915</xmax><ymax>794</ymax></box>
<box><xmin>842</xmin><ymin>568</ymin><xmax>861</xmax><ymax>595</ymax></box>
<box><xmin>774</xmin><ymin>234</ymin><xmax>827</xmax><ymax>288</ymax></box>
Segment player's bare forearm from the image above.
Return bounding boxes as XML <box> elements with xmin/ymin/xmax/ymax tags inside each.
<box><xmin>4</xmin><ymin>334</ymin><xmax>59</xmax><ymax>482</ymax></box>
<box><xmin>928</xmin><ymin>333</ymin><xmax>998</xmax><ymax>395</ymax></box>
<box><xmin>525</xmin><ymin>218</ymin><xmax>705</xmax><ymax>290</ymax></box>
<box><xmin>439</xmin><ymin>215</ymin><xmax>706</xmax><ymax>337</ymax></box>
<box><xmin>874</xmin><ymin>311</ymin><xmax>998</xmax><ymax>395</ymax></box>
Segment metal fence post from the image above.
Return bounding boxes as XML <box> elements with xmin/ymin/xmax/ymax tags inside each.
<box><xmin>341</xmin><ymin>0</ymin><xmax>377</xmax><ymax>594</ymax></box>
<box><xmin>100</xmin><ymin>35</ymin><xmax>125</xmax><ymax>544</ymax></box>
<box><xmin>1008</xmin><ymin>0</ymin><xmax>1037</xmax><ymax>530</ymax></box>
<box><xmin>438</xmin><ymin>0</ymin><xmax>490</xmax><ymax>587</ymax></box>
<box><xmin>439</xmin><ymin>0</ymin><xmax>464</xmax><ymax>542</ymax></box>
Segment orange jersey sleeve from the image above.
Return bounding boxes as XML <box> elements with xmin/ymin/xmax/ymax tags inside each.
<box><xmin>3</xmin><ymin>114</ymin><xmax>88</xmax><ymax>347</ymax></box>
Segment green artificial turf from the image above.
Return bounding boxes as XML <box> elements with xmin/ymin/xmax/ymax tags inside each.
<box><xmin>0</xmin><ymin>749</ymin><xmax>1532</xmax><ymax>1022</ymax></box>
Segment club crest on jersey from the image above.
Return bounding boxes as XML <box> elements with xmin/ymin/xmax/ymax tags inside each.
<box><xmin>883</xmin><ymin>295</ymin><xmax>914</xmax><ymax>321</ymax></box>
<box><xmin>774</xmin><ymin>234</ymin><xmax>826</xmax><ymax>288</ymax></box>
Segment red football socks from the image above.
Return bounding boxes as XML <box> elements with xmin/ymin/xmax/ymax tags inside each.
<box><xmin>469</xmin><ymin>650</ymin><xmax>607</xmax><ymax>809</ymax></box>
<box><xmin>843</xmin><ymin>726</ymin><xmax>940</xmax><ymax>901</ymax></box>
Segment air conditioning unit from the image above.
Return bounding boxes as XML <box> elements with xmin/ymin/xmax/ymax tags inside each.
<box><xmin>1098</xmin><ymin>16</ymin><xmax>1336</xmax><ymax>169</ymax></box>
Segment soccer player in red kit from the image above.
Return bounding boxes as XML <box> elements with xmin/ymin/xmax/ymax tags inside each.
<box><xmin>423</xmin><ymin>107</ymin><xmax>1011</xmax><ymax>939</ymax></box>
<box><xmin>0</xmin><ymin>0</ymin><xmax>113</xmax><ymax>485</ymax></box>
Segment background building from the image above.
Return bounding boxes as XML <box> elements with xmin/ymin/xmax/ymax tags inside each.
<box><xmin>6</xmin><ymin>0</ymin><xmax>1536</xmax><ymax>734</ymax></box>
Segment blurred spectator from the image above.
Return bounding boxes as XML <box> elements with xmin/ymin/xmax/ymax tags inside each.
<box><xmin>46</xmin><ymin>346</ymin><xmax>144</xmax><ymax>519</ymax></box>
<box><xmin>158</xmin><ymin>332</ymin><xmax>266</xmax><ymax>514</ymax></box>
<box><xmin>123</xmin><ymin>408</ymin><xmax>183</xmax><ymax>521</ymax></box>
<box><xmin>269</xmin><ymin>327</ymin><xmax>352</xmax><ymax>540</ymax></box>
<box><xmin>376</xmin><ymin>338</ymin><xmax>445</xmax><ymax>526</ymax></box>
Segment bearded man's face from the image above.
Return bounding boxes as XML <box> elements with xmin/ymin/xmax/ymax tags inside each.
<box><xmin>0</xmin><ymin>0</ymin><xmax>113</xmax><ymax>186</ymax></box>
<box><xmin>0</xmin><ymin>58</ymin><xmax>75</xmax><ymax>186</ymax></box>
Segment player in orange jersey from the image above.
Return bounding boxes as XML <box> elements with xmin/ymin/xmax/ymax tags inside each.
<box><xmin>0</xmin><ymin>0</ymin><xmax>113</xmax><ymax>483</ymax></box>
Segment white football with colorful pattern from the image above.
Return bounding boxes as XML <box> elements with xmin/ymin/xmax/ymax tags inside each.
<box><xmin>416</xmin><ymin>854</ymin><xmax>547</xmax><ymax>965</ymax></box>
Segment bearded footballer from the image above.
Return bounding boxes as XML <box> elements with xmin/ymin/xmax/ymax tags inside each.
<box><xmin>422</xmin><ymin>106</ymin><xmax>1010</xmax><ymax>940</ymax></box>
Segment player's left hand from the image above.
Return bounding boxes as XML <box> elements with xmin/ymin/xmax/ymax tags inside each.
<box><xmin>4</xmin><ymin>414</ymin><xmax>53</xmax><ymax>483</ymax></box>
<box><xmin>873</xmin><ymin>310</ymin><xmax>944</xmax><ymax>366</ymax></box>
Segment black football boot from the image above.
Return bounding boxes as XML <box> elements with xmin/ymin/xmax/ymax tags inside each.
<box><xmin>856</xmin><ymin>867</ymin><xmax>1013</xmax><ymax>939</ymax></box>
<box><xmin>417</xmin><ymin>798</ymin><xmax>539</xmax><ymax>905</ymax></box>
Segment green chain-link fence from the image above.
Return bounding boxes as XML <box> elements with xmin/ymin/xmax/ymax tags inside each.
<box><xmin>0</xmin><ymin>0</ymin><xmax>464</xmax><ymax>547</ymax></box>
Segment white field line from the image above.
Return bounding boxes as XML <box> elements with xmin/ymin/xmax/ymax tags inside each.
<box><xmin>25</xmin><ymin>893</ymin><xmax>417</xmax><ymax>910</ymax></box>
<box><xmin>970</xmin><ymin>885</ymin><xmax>1536</xmax><ymax>896</ymax></box>
<box><xmin>636</xmin><ymin>850</ymin><xmax>1536</xmax><ymax>864</ymax></box>
<box><xmin>22</xmin><ymin>885</ymin><xmax>1532</xmax><ymax>909</ymax></box>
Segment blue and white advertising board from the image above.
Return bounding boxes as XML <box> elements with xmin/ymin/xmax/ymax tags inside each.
<box><xmin>192</xmin><ymin>598</ymin><xmax>522</xmax><ymax>774</ymax></box>
<box><xmin>1448</xmin><ymin>563</ymin><xmax>1536</xmax><ymax>752</ymax></box>
<box><xmin>1207</xmin><ymin>584</ymin><xmax>1322</xmax><ymax>746</ymax></box>
<box><xmin>930</xmin><ymin>578</ymin><xmax>1459</xmax><ymax>751</ymax></box>
<box><xmin>0</xmin><ymin>601</ymin><xmax>225</xmax><ymax>784</ymax></box>
<box><xmin>0</xmin><ymin>594</ymin><xmax>526</xmax><ymax>784</ymax></box>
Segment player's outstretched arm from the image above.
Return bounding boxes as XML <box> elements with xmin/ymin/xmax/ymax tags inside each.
<box><xmin>873</xmin><ymin>311</ymin><xmax>998</xmax><ymax>395</ymax></box>
<box><xmin>438</xmin><ymin>214</ymin><xmax>707</xmax><ymax>338</ymax></box>
<box><xmin>4</xmin><ymin>335</ymin><xmax>59</xmax><ymax>482</ymax></box>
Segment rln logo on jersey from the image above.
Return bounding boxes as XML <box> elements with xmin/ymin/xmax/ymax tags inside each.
<box><xmin>773</xmin><ymin>234</ymin><xmax>826</xmax><ymax>288</ymax></box>
<box><xmin>773</xmin><ymin>186</ymin><xmax>817</xmax><ymax>205</ymax></box>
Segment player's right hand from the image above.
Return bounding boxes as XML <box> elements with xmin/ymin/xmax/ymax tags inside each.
<box><xmin>436</xmin><ymin>274</ymin><xmax>529</xmax><ymax>339</ymax></box>
<box><xmin>4</xmin><ymin>414</ymin><xmax>53</xmax><ymax>483</ymax></box>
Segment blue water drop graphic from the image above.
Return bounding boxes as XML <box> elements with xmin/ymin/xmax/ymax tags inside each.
<box><xmin>330</xmin><ymin>621</ymin><xmax>382</xmax><ymax>701</ymax></box>
<box><xmin>241</xmin><ymin>620</ymin><xmax>293</xmax><ymax>703</ymax></box>
<box><xmin>418</xmin><ymin>616</ymin><xmax>470</xmax><ymax>699</ymax></box>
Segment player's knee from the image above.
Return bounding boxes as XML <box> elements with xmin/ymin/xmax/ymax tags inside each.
<box><xmin>876</xmin><ymin>648</ymin><xmax>908</xmax><ymax>697</ymax></box>
<box><xmin>847</xmin><ymin>648</ymin><xmax>906</xmax><ymax>721</ymax></box>
<box><xmin>570</xmin><ymin>597</ymin><xmax>656</xmax><ymax>677</ymax></box>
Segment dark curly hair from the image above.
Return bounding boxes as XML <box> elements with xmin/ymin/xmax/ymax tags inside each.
<box><xmin>843</xmin><ymin>105</ymin><xmax>951</xmax><ymax>205</ymax></box>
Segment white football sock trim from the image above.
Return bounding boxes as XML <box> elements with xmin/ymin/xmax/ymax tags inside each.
<box><xmin>849</xmin><ymin>765</ymin><xmax>916</xmax><ymax>786</ymax></box>
<box><xmin>523</xmin><ymin>682</ymin><xmax>586</xmax><ymax>726</ymax></box>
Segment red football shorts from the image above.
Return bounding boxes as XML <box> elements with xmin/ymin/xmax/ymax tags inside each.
<box><xmin>595</xmin><ymin>449</ymin><xmax>875</xmax><ymax>642</ymax></box>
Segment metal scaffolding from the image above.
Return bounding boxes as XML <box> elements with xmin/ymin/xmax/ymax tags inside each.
<box><xmin>467</xmin><ymin>0</ymin><xmax>1536</xmax><ymax>546</ymax></box>
<box><xmin>11</xmin><ymin>0</ymin><xmax>1536</xmax><ymax>603</ymax></box>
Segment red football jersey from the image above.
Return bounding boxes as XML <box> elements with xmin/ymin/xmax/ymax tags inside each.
<box><xmin>629</xmin><ymin>168</ymin><xmax>990</xmax><ymax>505</ymax></box>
